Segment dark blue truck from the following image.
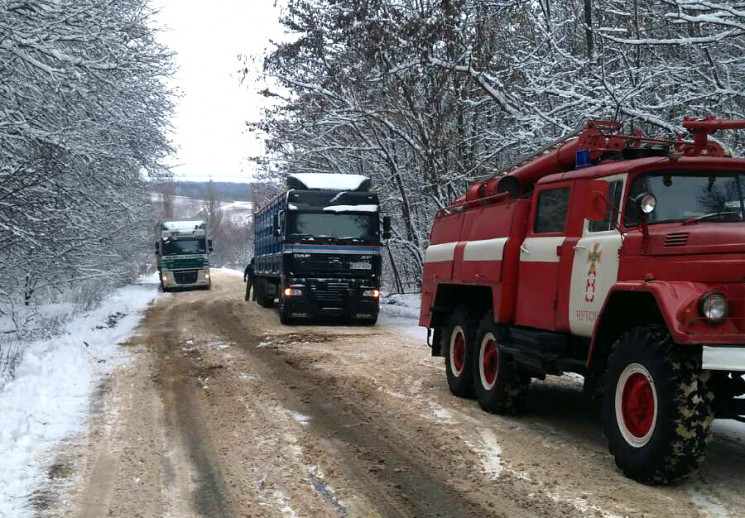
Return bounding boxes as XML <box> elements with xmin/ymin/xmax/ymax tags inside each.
<box><xmin>253</xmin><ymin>174</ymin><xmax>390</xmax><ymax>325</ymax></box>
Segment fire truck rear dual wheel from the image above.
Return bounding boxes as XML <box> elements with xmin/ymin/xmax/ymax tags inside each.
<box><xmin>602</xmin><ymin>326</ymin><xmax>714</xmax><ymax>484</ymax></box>
<box><xmin>473</xmin><ymin>312</ymin><xmax>529</xmax><ymax>415</ymax></box>
<box><xmin>443</xmin><ymin>306</ymin><xmax>478</xmax><ymax>398</ymax></box>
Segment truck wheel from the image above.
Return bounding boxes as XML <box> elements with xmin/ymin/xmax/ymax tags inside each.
<box><xmin>278</xmin><ymin>304</ymin><xmax>294</xmax><ymax>325</ymax></box>
<box><xmin>256</xmin><ymin>280</ymin><xmax>274</xmax><ymax>308</ymax></box>
<box><xmin>602</xmin><ymin>326</ymin><xmax>714</xmax><ymax>484</ymax></box>
<box><xmin>473</xmin><ymin>312</ymin><xmax>529</xmax><ymax>414</ymax></box>
<box><xmin>443</xmin><ymin>306</ymin><xmax>478</xmax><ymax>398</ymax></box>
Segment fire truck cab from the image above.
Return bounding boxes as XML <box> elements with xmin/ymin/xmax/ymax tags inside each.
<box><xmin>420</xmin><ymin>117</ymin><xmax>745</xmax><ymax>484</ymax></box>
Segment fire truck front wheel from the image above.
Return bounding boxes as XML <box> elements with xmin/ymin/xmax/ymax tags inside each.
<box><xmin>443</xmin><ymin>306</ymin><xmax>478</xmax><ymax>398</ymax></box>
<box><xmin>473</xmin><ymin>312</ymin><xmax>529</xmax><ymax>415</ymax></box>
<box><xmin>602</xmin><ymin>326</ymin><xmax>714</xmax><ymax>484</ymax></box>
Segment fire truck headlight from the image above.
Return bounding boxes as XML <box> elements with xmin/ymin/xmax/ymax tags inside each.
<box><xmin>204</xmin><ymin>273</ymin><xmax>210</xmax><ymax>280</ymax></box>
<box><xmin>162</xmin><ymin>274</ymin><xmax>168</xmax><ymax>283</ymax></box>
<box><xmin>284</xmin><ymin>288</ymin><xmax>302</xmax><ymax>297</ymax></box>
<box><xmin>363</xmin><ymin>289</ymin><xmax>380</xmax><ymax>298</ymax></box>
<box><xmin>700</xmin><ymin>292</ymin><xmax>728</xmax><ymax>323</ymax></box>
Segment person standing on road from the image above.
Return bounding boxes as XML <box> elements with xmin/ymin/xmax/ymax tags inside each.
<box><xmin>244</xmin><ymin>258</ymin><xmax>255</xmax><ymax>301</ymax></box>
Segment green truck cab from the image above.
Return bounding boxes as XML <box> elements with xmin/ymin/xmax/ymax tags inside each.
<box><xmin>155</xmin><ymin>220</ymin><xmax>213</xmax><ymax>291</ymax></box>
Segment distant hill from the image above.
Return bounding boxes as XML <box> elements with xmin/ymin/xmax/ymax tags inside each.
<box><xmin>152</xmin><ymin>181</ymin><xmax>253</xmax><ymax>202</ymax></box>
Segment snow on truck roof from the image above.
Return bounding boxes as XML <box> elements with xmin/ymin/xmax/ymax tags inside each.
<box><xmin>287</xmin><ymin>173</ymin><xmax>371</xmax><ymax>192</ymax></box>
<box><xmin>161</xmin><ymin>220</ymin><xmax>205</xmax><ymax>231</ymax></box>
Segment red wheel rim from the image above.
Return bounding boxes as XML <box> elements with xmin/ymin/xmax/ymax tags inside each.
<box><xmin>482</xmin><ymin>339</ymin><xmax>499</xmax><ymax>387</ymax></box>
<box><xmin>452</xmin><ymin>330</ymin><xmax>465</xmax><ymax>374</ymax></box>
<box><xmin>621</xmin><ymin>372</ymin><xmax>655</xmax><ymax>438</ymax></box>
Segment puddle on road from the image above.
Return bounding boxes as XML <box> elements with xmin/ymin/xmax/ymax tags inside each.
<box><xmin>307</xmin><ymin>465</ymin><xmax>348</xmax><ymax>517</ymax></box>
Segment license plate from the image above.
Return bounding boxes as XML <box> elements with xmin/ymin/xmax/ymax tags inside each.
<box><xmin>350</xmin><ymin>262</ymin><xmax>372</xmax><ymax>270</ymax></box>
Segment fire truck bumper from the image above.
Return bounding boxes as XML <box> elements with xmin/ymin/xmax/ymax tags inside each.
<box><xmin>702</xmin><ymin>346</ymin><xmax>745</xmax><ymax>371</ymax></box>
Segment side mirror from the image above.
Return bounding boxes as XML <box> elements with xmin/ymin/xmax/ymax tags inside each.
<box><xmin>382</xmin><ymin>216</ymin><xmax>392</xmax><ymax>240</ymax></box>
<box><xmin>154</xmin><ymin>241</ymin><xmax>160</xmax><ymax>255</ymax></box>
<box><xmin>634</xmin><ymin>193</ymin><xmax>657</xmax><ymax>219</ymax></box>
<box><xmin>273</xmin><ymin>214</ymin><xmax>281</xmax><ymax>237</ymax></box>
<box><xmin>586</xmin><ymin>180</ymin><xmax>610</xmax><ymax>221</ymax></box>
<box><xmin>208</xmin><ymin>239</ymin><xmax>214</xmax><ymax>252</ymax></box>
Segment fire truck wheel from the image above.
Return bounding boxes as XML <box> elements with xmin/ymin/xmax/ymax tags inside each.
<box><xmin>443</xmin><ymin>306</ymin><xmax>477</xmax><ymax>398</ymax></box>
<box><xmin>473</xmin><ymin>313</ymin><xmax>529</xmax><ymax>415</ymax></box>
<box><xmin>602</xmin><ymin>326</ymin><xmax>714</xmax><ymax>484</ymax></box>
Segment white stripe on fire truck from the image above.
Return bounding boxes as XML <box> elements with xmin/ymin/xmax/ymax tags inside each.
<box><xmin>423</xmin><ymin>242</ymin><xmax>458</xmax><ymax>263</ymax></box>
<box><xmin>520</xmin><ymin>237</ymin><xmax>565</xmax><ymax>263</ymax></box>
<box><xmin>462</xmin><ymin>237</ymin><xmax>509</xmax><ymax>262</ymax></box>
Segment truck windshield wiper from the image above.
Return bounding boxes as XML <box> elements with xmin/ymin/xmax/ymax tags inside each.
<box><xmin>682</xmin><ymin>211</ymin><xmax>742</xmax><ymax>225</ymax></box>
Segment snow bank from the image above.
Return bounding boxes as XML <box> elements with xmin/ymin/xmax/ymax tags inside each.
<box><xmin>323</xmin><ymin>204</ymin><xmax>378</xmax><ymax>213</ymax></box>
<box><xmin>0</xmin><ymin>277</ymin><xmax>160</xmax><ymax>517</ymax></box>
<box><xmin>288</xmin><ymin>173</ymin><xmax>369</xmax><ymax>191</ymax></box>
<box><xmin>379</xmin><ymin>293</ymin><xmax>427</xmax><ymax>341</ymax></box>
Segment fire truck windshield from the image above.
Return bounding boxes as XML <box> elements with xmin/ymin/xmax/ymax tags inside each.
<box><xmin>162</xmin><ymin>238</ymin><xmax>206</xmax><ymax>255</ymax></box>
<box><xmin>625</xmin><ymin>171</ymin><xmax>745</xmax><ymax>226</ymax></box>
<box><xmin>287</xmin><ymin>212</ymin><xmax>379</xmax><ymax>243</ymax></box>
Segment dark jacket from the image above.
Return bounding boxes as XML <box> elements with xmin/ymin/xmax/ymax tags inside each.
<box><xmin>244</xmin><ymin>260</ymin><xmax>254</xmax><ymax>282</ymax></box>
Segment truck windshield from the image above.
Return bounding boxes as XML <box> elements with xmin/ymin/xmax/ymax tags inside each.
<box><xmin>162</xmin><ymin>238</ymin><xmax>206</xmax><ymax>255</ymax></box>
<box><xmin>625</xmin><ymin>171</ymin><xmax>745</xmax><ymax>225</ymax></box>
<box><xmin>288</xmin><ymin>212</ymin><xmax>379</xmax><ymax>242</ymax></box>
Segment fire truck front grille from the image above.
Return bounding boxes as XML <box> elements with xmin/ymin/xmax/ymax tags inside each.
<box><xmin>174</xmin><ymin>270</ymin><xmax>198</xmax><ymax>284</ymax></box>
<box><xmin>309</xmin><ymin>281</ymin><xmax>351</xmax><ymax>304</ymax></box>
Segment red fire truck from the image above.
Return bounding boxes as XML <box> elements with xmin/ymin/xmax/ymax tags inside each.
<box><xmin>420</xmin><ymin>117</ymin><xmax>745</xmax><ymax>484</ymax></box>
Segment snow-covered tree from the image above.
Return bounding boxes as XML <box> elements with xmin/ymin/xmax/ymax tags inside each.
<box><xmin>250</xmin><ymin>0</ymin><xmax>745</xmax><ymax>290</ymax></box>
<box><xmin>0</xmin><ymin>0</ymin><xmax>173</xmax><ymax>336</ymax></box>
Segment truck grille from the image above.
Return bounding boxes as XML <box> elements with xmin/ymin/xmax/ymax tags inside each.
<box><xmin>174</xmin><ymin>270</ymin><xmax>198</xmax><ymax>284</ymax></box>
<box><xmin>309</xmin><ymin>281</ymin><xmax>351</xmax><ymax>305</ymax></box>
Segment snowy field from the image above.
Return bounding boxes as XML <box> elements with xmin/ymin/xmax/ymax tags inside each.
<box><xmin>0</xmin><ymin>276</ymin><xmax>160</xmax><ymax>517</ymax></box>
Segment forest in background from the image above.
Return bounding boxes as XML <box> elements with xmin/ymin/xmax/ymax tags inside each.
<box><xmin>0</xmin><ymin>0</ymin><xmax>173</xmax><ymax>379</ymax></box>
<box><xmin>251</xmin><ymin>0</ymin><xmax>745</xmax><ymax>291</ymax></box>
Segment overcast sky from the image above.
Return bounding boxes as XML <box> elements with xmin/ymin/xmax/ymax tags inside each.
<box><xmin>154</xmin><ymin>0</ymin><xmax>285</xmax><ymax>183</ymax></box>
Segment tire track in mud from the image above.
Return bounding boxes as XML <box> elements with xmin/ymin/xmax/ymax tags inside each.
<box><xmin>205</xmin><ymin>301</ymin><xmax>576</xmax><ymax>518</ymax></box>
<box><xmin>151</xmin><ymin>303</ymin><xmax>234</xmax><ymax>517</ymax></box>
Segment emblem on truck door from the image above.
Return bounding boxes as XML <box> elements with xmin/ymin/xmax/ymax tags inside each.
<box><xmin>585</xmin><ymin>243</ymin><xmax>602</xmax><ymax>303</ymax></box>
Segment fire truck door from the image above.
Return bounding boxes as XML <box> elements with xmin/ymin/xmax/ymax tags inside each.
<box><xmin>568</xmin><ymin>175</ymin><xmax>627</xmax><ymax>337</ymax></box>
<box><xmin>516</xmin><ymin>185</ymin><xmax>572</xmax><ymax>331</ymax></box>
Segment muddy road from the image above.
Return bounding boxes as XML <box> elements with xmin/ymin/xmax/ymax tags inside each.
<box><xmin>45</xmin><ymin>271</ymin><xmax>745</xmax><ymax>517</ymax></box>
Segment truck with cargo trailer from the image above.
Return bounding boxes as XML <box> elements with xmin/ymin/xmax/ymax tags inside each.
<box><xmin>155</xmin><ymin>220</ymin><xmax>213</xmax><ymax>291</ymax></box>
<box><xmin>253</xmin><ymin>173</ymin><xmax>391</xmax><ymax>324</ymax></box>
<box><xmin>420</xmin><ymin>117</ymin><xmax>745</xmax><ymax>484</ymax></box>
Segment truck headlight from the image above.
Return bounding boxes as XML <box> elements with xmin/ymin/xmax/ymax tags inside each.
<box><xmin>162</xmin><ymin>274</ymin><xmax>168</xmax><ymax>283</ymax></box>
<box><xmin>205</xmin><ymin>273</ymin><xmax>210</xmax><ymax>280</ymax></box>
<box><xmin>283</xmin><ymin>288</ymin><xmax>302</xmax><ymax>297</ymax></box>
<box><xmin>363</xmin><ymin>289</ymin><xmax>380</xmax><ymax>298</ymax></box>
<box><xmin>700</xmin><ymin>292</ymin><xmax>728</xmax><ymax>323</ymax></box>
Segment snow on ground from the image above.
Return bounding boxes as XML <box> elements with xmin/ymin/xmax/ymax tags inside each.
<box><xmin>0</xmin><ymin>275</ymin><xmax>160</xmax><ymax>517</ymax></box>
<box><xmin>379</xmin><ymin>293</ymin><xmax>427</xmax><ymax>341</ymax></box>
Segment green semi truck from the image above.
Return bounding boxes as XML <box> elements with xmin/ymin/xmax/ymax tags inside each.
<box><xmin>155</xmin><ymin>220</ymin><xmax>213</xmax><ymax>291</ymax></box>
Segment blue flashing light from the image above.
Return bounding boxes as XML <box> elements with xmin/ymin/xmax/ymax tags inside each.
<box><xmin>576</xmin><ymin>149</ymin><xmax>592</xmax><ymax>168</ymax></box>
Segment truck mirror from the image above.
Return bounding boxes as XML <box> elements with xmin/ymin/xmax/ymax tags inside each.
<box><xmin>273</xmin><ymin>214</ymin><xmax>281</xmax><ymax>237</ymax></box>
<box><xmin>208</xmin><ymin>239</ymin><xmax>214</xmax><ymax>252</ymax></box>
<box><xmin>382</xmin><ymin>216</ymin><xmax>392</xmax><ymax>240</ymax></box>
<box><xmin>154</xmin><ymin>241</ymin><xmax>160</xmax><ymax>255</ymax></box>
<box><xmin>586</xmin><ymin>180</ymin><xmax>610</xmax><ymax>221</ymax></box>
<box><xmin>634</xmin><ymin>193</ymin><xmax>657</xmax><ymax>218</ymax></box>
